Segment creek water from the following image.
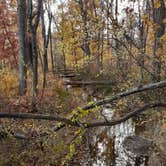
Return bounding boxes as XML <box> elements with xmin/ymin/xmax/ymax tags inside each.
<box><xmin>87</xmin><ymin>107</ymin><xmax>147</xmax><ymax>166</ymax></box>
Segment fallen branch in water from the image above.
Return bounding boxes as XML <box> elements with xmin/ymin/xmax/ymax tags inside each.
<box><xmin>54</xmin><ymin>80</ymin><xmax>166</xmax><ymax>131</ymax></box>
<box><xmin>82</xmin><ymin>80</ymin><xmax>166</xmax><ymax>110</ymax></box>
<box><xmin>85</xmin><ymin>103</ymin><xmax>166</xmax><ymax>128</ymax></box>
<box><xmin>0</xmin><ymin>103</ymin><xmax>166</xmax><ymax>129</ymax></box>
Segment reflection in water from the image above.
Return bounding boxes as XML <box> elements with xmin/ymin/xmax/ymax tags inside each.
<box><xmin>112</xmin><ymin>119</ymin><xmax>135</xmax><ymax>166</ymax></box>
<box><xmin>91</xmin><ymin>108</ymin><xmax>143</xmax><ymax>166</ymax></box>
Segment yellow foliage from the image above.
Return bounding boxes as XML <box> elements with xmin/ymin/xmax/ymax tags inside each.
<box><xmin>154</xmin><ymin>0</ymin><xmax>161</xmax><ymax>8</ymax></box>
<box><xmin>0</xmin><ymin>68</ymin><xmax>18</xmax><ymax>97</ymax></box>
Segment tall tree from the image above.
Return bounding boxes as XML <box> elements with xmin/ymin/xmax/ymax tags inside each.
<box><xmin>151</xmin><ymin>0</ymin><xmax>165</xmax><ymax>82</ymax></box>
<box><xmin>17</xmin><ymin>0</ymin><xmax>27</xmax><ymax>95</ymax></box>
<box><xmin>26</xmin><ymin>0</ymin><xmax>42</xmax><ymax>108</ymax></box>
<box><xmin>78</xmin><ymin>0</ymin><xmax>91</xmax><ymax>57</ymax></box>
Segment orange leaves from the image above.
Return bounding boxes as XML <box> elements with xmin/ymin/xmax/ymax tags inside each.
<box><xmin>0</xmin><ymin>68</ymin><xmax>18</xmax><ymax>98</ymax></box>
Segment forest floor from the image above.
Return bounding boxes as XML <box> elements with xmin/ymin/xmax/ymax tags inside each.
<box><xmin>0</xmin><ymin>68</ymin><xmax>166</xmax><ymax>165</ymax></box>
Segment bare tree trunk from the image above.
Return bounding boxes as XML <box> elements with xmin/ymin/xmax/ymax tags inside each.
<box><xmin>41</xmin><ymin>3</ymin><xmax>52</xmax><ymax>89</ymax></box>
<box><xmin>27</xmin><ymin>0</ymin><xmax>42</xmax><ymax>109</ymax></box>
<box><xmin>138</xmin><ymin>0</ymin><xmax>148</xmax><ymax>84</ymax></box>
<box><xmin>151</xmin><ymin>0</ymin><xmax>165</xmax><ymax>82</ymax></box>
<box><xmin>17</xmin><ymin>0</ymin><xmax>27</xmax><ymax>95</ymax></box>
<box><xmin>50</xmin><ymin>28</ymin><xmax>54</xmax><ymax>73</ymax></box>
<box><xmin>78</xmin><ymin>0</ymin><xmax>91</xmax><ymax>57</ymax></box>
<box><xmin>41</xmin><ymin>0</ymin><xmax>48</xmax><ymax>72</ymax></box>
<box><xmin>31</xmin><ymin>31</ymin><xmax>38</xmax><ymax>99</ymax></box>
<box><xmin>45</xmin><ymin>2</ymin><xmax>54</xmax><ymax>74</ymax></box>
<box><xmin>71</xmin><ymin>24</ymin><xmax>78</xmax><ymax>71</ymax></box>
<box><xmin>62</xmin><ymin>45</ymin><xmax>66</xmax><ymax>72</ymax></box>
<box><xmin>93</xmin><ymin>2</ymin><xmax>102</xmax><ymax>71</ymax></box>
<box><xmin>115</xmin><ymin>0</ymin><xmax>118</xmax><ymax>22</ymax></box>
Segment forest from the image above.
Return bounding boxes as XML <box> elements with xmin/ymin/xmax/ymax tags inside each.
<box><xmin>0</xmin><ymin>0</ymin><xmax>166</xmax><ymax>165</ymax></box>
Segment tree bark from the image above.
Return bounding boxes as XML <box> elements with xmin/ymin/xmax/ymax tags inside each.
<box><xmin>41</xmin><ymin>0</ymin><xmax>48</xmax><ymax>72</ymax></box>
<box><xmin>78</xmin><ymin>0</ymin><xmax>91</xmax><ymax>58</ymax></box>
<box><xmin>27</xmin><ymin>0</ymin><xmax>42</xmax><ymax>108</ymax></box>
<box><xmin>152</xmin><ymin>0</ymin><xmax>165</xmax><ymax>82</ymax></box>
<box><xmin>17</xmin><ymin>0</ymin><xmax>27</xmax><ymax>95</ymax></box>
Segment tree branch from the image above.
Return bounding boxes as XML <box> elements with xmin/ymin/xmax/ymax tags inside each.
<box><xmin>0</xmin><ymin>112</ymin><xmax>77</xmax><ymax>126</ymax></box>
<box><xmin>111</xmin><ymin>37</ymin><xmax>155</xmax><ymax>78</ymax></box>
<box><xmin>0</xmin><ymin>103</ymin><xmax>165</xmax><ymax>129</ymax></box>
<box><xmin>82</xmin><ymin>80</ymin><xmax>166</xmax><ymax>110</ymax></box>
<box><xmin>85</xmin><ymin>103</ymin><xmax>166</xmax><ymax>128</ymax></box>
<box><xmin>52</xmin><ymin>80</ymin><xmax>166</xmax><ymax>131</ymax></box>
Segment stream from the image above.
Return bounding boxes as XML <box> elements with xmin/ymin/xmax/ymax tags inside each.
<box><xmin>83</xmin><ymin>105</ymin><xmax>166</xmax><ymax>166</ymax></box>
<box><xmin>81</xmin><ymin>106</ymin><xmax>149</xmax><ymax>166</ymax></box>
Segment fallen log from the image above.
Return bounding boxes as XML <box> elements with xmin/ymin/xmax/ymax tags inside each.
<box><xmin>56</xmin><ymin>69</ymin><xmax>75</xmax><ymax>74</ymax></box>
<box><xmin>82</xmin><ymin>80</ymin><xmax>166</xmax><ymax>110</ymax></box>
<box><xmin>60</xmin><ymin>74</ymin><xmax>80</xmax><ymax>78</ymax></box>
<box><xmin>63</xmin><ymin>80</ymin><xmax>117</xmax><ymax>86</ymax></box>
<box><xmin>0</xmin><ymin>103</ymin><xmax>166</xmax><ymax>129</ymax></box>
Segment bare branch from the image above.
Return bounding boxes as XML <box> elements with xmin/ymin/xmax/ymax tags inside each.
<box><xmin>0</xmin><ymin>103</ymin><xmax>165</xmax><ymax>129</ymax></box>
<box><xmin>82</xmin><ymin>80</ymin><xmax>166</xmax><ymax>110</ymax></box>
<box><xmin>0</xmin><ymin>112</ymin><xmax>77</xmax><ymax>126</ymax></box>
<box><xmin>111</xmin><ymin>37</ymin><xmax>155</xmax><ymax>77</ymax></box>
<box><xmin>53</xmin><ymin>80</ymin><xmax>166</xmax><ymax>131</ymax></box>
<box><xmin>85</xmin><ymin>103</ymin><xmax>166</xmax><ymax>128</ymax></box>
